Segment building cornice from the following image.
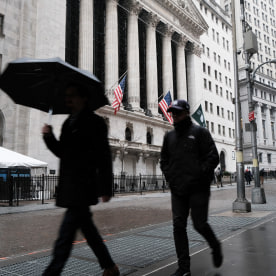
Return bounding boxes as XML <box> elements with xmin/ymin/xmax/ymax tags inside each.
<box><xmin>97</xmin><ymin>105</ymin><xmax>174</xmax><ymax>130</ymax></box>
<box><xmin>135</xmin><ymin>0</ymin><xmax>207</xmax><ymax>47</ymax></box>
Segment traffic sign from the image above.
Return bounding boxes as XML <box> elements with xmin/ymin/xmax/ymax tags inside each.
<box><xmin>248</xmin><ymin>111</ymin><xmax>255</xmax><ymax>122</ymax></box>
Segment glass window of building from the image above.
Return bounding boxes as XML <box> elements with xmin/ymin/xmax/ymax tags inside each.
<box><xmin>267</xmin><ymin>153</ymin><xmax>271</xmax><ymax>163</ymax></box>
<box><xmin>262</xmin><ymin>120</ymin><xmax>266</xmax><ymax>138</ymax></box>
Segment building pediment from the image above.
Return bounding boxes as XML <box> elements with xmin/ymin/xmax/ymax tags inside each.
<box><xmin>137</xmin><ymin>0</ymin><xmax>208</xmax><ymax>44</ymax></box>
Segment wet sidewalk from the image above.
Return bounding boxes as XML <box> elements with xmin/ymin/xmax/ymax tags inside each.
<box><xmin>1</xmin><ymin>182</ymin><xmax>276</xmax><ymax>275</ymax></box>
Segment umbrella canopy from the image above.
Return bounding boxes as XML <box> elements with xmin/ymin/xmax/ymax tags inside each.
<box><xmin>0</xmin><ymin>57</ymin><xmax>108</xmax><ymax>114</ymax></box>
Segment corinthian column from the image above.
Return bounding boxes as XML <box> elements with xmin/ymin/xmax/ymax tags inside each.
<box><xmin>162</xmin><ymin>25</ymin><xmax>174</xmax><ymax>97</ymax></box>
<box><xmin>105</xmin><ymin>0</ymin><xmax>119</xmax><ymax>100</ymax></box>
<box><xmin>177</xmin><ymin>35</ymin><xmax>188</xmax><ymax>100</ymax></box>
<box><xmin>79</xmin><ymin>0</ymin><xmax>94</xmax><ymax>72</ymax></box>
<box><xmin>146</xmin><ymin>13</ymin><xmax>159</xmax><ymax>116</ymax></box>
<box><xmin>127</xmin><ymin>3</ymin><xmax>142</xmax><ymax>110</ymax></box>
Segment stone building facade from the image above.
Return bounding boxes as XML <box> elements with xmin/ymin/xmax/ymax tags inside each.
<box><xmin>0</xmin><ymin>0</ymin><xmax>236</xmax><ymax>176</ymax></box>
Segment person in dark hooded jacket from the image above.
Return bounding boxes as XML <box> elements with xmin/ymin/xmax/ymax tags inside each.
<box><xmin>160</xmin><ymin>99</ymin><xmax>223</xmax><ymax>276</ymax></box>
<box><xmin>42</xmin><ymin>83</ymin><xmax>119</xmax><ymax>276</ymax></box>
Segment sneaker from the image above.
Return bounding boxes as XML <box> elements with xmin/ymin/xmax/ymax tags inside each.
<box><xmin>102</xmin><ymin>264</ymin><xmax>120</xmax><ymax>276</ymax></box>
<box><xmin>170</xmin><ymin>268</ymin><xmax>191</xmax><ymax>276</ymax></box>
<box><xmin>212</xmin><ymin>243</ymin><xmax>223</xmax><ymax>268</ymax></box>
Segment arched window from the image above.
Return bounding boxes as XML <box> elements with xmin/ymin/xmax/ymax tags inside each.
<box><xmin>125</xmin><ymin>127</ymin><xmax>132</xmax><ymax>141</ymax></box>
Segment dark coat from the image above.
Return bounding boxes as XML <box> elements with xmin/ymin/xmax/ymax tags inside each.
<box><xmin>245</xmin><ymin>170</ymin><xmax>252</xmax><ymax>181</ymax></box>
<box><xmin>43</xmin><ymin>108</ymin><xmax>113</xmax><ymax>207</ymax></box>
<box><xmin>160</xmin><ymin>117</ymin><xmax>219</xmax><ymax>195</ymax></box>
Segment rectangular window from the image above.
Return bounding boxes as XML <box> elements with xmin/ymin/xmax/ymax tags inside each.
<box><xmin>259</xmin><ymin>153</ymin><xmax>263</xmax><ymax>163</ymax></box>
<box><xmin>218</xmin><ymin>124</ymin><xmax>221</xmax><ymax>135</ymax></box>
<box><xmin>271</xmin><ymin>122</ymin><xmax>275</xmax><ymax>140</ymax></box>
<box><xmin>262</xmin><ymin>120</ymin><xmax>266</xmax><ymax>138</ymax></box>
<box><xmin>0</xmin><ymin>14</ymin><xmax>4</xmax><ymax>35</ymax></box>
<box><xmin>210</xmin><ymin>103</ymin><xmax>213</xmax><ymax>113</ymax></box>
<box><xmin>205</xmin><ymin>101</ymin><xmax>208</xmax><ymax>112</ymax></box>
<box><xmin>208</xmin><ymin>81</ymin><xmax>212</xmax><ymax>91</ymax></box>
<box><xmin>211</xmin><ymin>122</ymin><xmax>214</xmax><ymax>133</ymax></box>
<box><xmin>267</xmin><ymin>153</ymin><xmax>271</xmax><ymax>163</ymax></box>
<box><xmin>217</xmin><ymin>106</ymin><xmax>220</xmax><ymax>116</ymax></box>
<box><xmin>229</xmin><ymin>128</ymin><xmax>231</xmax><ymax>137</ymax></box>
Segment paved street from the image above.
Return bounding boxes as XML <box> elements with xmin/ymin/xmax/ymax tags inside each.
<box><xmin>0</xmin><ymin>180</ymin><xmax>276</xmax><ymax>275</ymax></box>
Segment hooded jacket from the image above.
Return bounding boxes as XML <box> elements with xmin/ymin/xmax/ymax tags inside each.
<box><xmin>160</xmin><ymin>117</ymin><xmax>219</xmax><ymax>195</ymax></box>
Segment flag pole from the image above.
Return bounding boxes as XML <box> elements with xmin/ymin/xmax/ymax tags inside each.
<box><xmin>108</xmin><ymin>71</ymin><xmax>128</xmax><ymax>92</ymax></box>
<box><xmin>156</xmin><ymin>89</ymin><xmax>172</xmax><ymax>103</ymax></box>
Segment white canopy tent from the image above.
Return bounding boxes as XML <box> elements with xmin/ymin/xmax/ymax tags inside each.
<box><xmin>0</xmin><ymin>147</ymin><xmax>47</xmax><ymax>172</ymax></box>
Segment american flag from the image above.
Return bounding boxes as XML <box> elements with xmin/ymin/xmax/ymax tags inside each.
<box><xmin>112</xmin><ymin>75</ymin><xmax>126</xmax><ymax>115</ymax></box>
<box><xmin>158</xmin><ymin>91</ymin><xmax>173</xmax><ymax>124</ymax></box>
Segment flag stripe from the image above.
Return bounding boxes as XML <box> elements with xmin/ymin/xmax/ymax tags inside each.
<box><xmin>112</xmin><ymin>75</ymin><xmax>126</xmax><ymax>114</ymax></box>
<box><xmin>158</xmin><ymin>91</ymin><xmax>173</xmax><ymax>124</ymax></box>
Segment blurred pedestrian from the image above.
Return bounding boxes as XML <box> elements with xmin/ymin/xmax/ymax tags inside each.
<box><xmin>260</xmin><ymin>168</ymin><xmax>265</xmax><ymax>186</ymax></box>
<box><xmin>42</xmin><ymin>83</ymin><xmax>119</xmax><ymax>276</ymax></box>
<box><xmin>160</xmin><ymin>100</ymin><xmax>223</xmax><ymax>276</ymax></box>
<box><xmin>245</xmin><ymin>169</ymin><xmax>252</xmax><ymax>186</ymax></box>
<box><xmin>215</xmin><ymin>167</ymin><xmax>223</xmax><ymax>188</ymax></box>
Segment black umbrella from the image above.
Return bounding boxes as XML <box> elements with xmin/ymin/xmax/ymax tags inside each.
<box><xmin>0</xmin><ymin>57</ymin><xmax>109</xmax><ymax>114</ymax></box>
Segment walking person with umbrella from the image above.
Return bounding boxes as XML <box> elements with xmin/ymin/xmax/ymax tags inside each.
<box><xmin>41</xmin><ymin>83</ymin><xmax>119</xmax><ymax>276</ymax></box>
<box><xmin>0</xmin><ymin>58</ymin><xmax>120</xmax><ymax>275</ymax></box>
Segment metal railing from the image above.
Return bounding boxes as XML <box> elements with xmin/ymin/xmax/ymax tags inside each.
<box><xmin>0</xmin><ymin>175</ymin><xmax>58</xmax><ymax>206</ymax></box>
<box><xmin>2</xmin><ymin>172</ymin><xmax>275</xmax><ymax>206</ymax></box>
<box><xmin>112</xmin><ymin>174</ymin><xmax>168</xmax><ymax>194</ymax></box>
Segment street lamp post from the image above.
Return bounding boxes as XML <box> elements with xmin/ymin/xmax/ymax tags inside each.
<box><xmin>231</xmin><ymin>0</ymin><xmax>251</xmax><ymax>212</ymax></box>
<box><xmin>250</xmin><ymin>59</ymin><xmax>276</xmax><ymax>203</ymax></box>
<box><xmin>238</xmin><ymin>0</ymin><xmax>267</xmax><ymax>204</ymax></box>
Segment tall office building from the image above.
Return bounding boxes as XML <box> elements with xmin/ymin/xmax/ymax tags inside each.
<box><xmin>224</xmin><ymin>0</ymin><xmax>276</xmax><ymax>172</ymax></box>
<box><xmin>195</xmin><ymin>0</ymin><xmax>236</xmax><ymax>173</ymax></box>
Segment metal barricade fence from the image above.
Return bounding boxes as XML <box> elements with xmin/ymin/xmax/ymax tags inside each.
<box><xmin>0</xmin><ymin>175</ymin><xmax>59</xmax><ymax>206</ymax></box>
<box><xmin>112</xmin><ymin>174</ymin><xmax>168</xmax><ymax>194</ymax></box>
<box><xmin>0</xmin><ymin>174</ymin><xmax>168</xmax><ymax>206</ymax></box>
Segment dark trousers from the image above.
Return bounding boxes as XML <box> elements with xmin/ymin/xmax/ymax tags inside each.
<box><xmin>43</xmin><ymin>206</ymin><xmax>115</xmax><ymax>276</ymax></box>
<box><xmin>171</xmin><ymin>192</ymin><xmax>219</xmax><ymax>271</ymax></box>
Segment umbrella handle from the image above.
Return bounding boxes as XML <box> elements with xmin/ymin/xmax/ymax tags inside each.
<box><xmin>48</xmin><ymin>107</ymin><xmax>53</xmax><ymax>125</ymax></box>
